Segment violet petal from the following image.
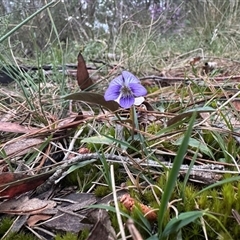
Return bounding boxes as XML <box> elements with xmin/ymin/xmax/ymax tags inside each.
<box><xmin>109</xmin><ymin>75</ymin><xmax>124</xmax><ymax>86</ymax></box>
<box><xmin>128</xmin><ymin>83</ymin><xmax>147</xmax><ymax>97</ymax></box>
<box><xmin>122</xmin><ymin>71</ymin><xmax>140</xmax><ymax>84</ymax></box>
<box><xmin>119</xmin><ymin>95</ymin><xmax>135</xmax><ymax>108</ymax></box>
<box><xmin>104</xmin><ymin>84</ymin><xmax>121</xmax><ymax>101</ymax></box>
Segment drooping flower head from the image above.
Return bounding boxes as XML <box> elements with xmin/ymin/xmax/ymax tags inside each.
<box><xmin>104</xmin><ymin>71</ymin><xmax>147</xmax><ymax>109</ymax></box>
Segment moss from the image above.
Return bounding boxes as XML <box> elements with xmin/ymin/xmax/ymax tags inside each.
<box><xmin>222</xmin><ymin>183</ymin><xmax>235</xmax><ymax>211</ymax></box>
<box><xmin>55</xmin><ymin>232</ymin><xmax>78</xmax><ymax>240</ymax></box>
<box><xmin>193</xmin><ymin>176</ymin><xmax>240</xmax><ymax>238</ymax></box>
<box><xmin>0</xmin><ymin>217</ymin><xmax>36</xmax><ymax>240</ymax></box>
<box><xmin>108</xmin><ymin>209</ymin><xmax>120</xmax><ymax>233</ymax></box>
<box><xmin>113</xmin><ymin>163</ymin><xmax>126</xmax><ymax>185</ymax></box>
<box><xmin>181</xmin><ymin>223</ymin><xmax>204</xmax><ymax>239</ymax></box>
<box><xmin>94</xmin><ymin>185</ymin><xmax>111</xmax><ymax>198</ymax></box>
<box><xmin>197</xmin><ymin>190</ymin><xmax>209</xmax><ymax>209</ymax></box>
<box><xmin>146</xmin><ymin>86</ymin><xmax>159</xmax><ymax>94</ymax></box>
<box><xmin>112</xmin><ymin>172</ymin><xmax>240</xmax><ymax>239</ymax></box>
<box><xmin>64</xmin><ymin>163</ymin><xmax>99</xmax><ymax>190</ymax></box>
<box><xmin>147</xmin><ymin>123</ymin><xmax>162</xmax><ymax>135</ymax></box>
<box><xmin>77</xmin><ymin>229</ymin><xmax>90</xmax><ymax>240</ymax></box>
<box><xmin>4</xmin><ymin>232</ymin><xmax>38</xmax><ymax>240</ymax></box>
<box><xmin>142</xmin><ymin>189</ymin><xmax>157</xmax><ymax>203</ymax></box>
<box><xmin>0</xmin><ymin>217</ymin><xmax>14</xmax><ymax>237</ymax></box>
<box><xmin>89</xmin><ymin>161</ymin><xmax>240</xmax><ymax>239</ymax></box>
<box><xmin>179</xmin><ymin>184</ymin><xmax>197</xmax><ymax>212</ymax></box>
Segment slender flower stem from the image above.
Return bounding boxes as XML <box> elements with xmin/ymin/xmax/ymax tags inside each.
<box><xmin>130</xmin><ymin>106</ymin><xmax>135</xmax><ymax>139</ymax></box>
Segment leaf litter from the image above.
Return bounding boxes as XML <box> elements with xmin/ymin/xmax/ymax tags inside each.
<box><xmin>1</xmin><ymin>51</ymin><xmax>240</xmax><ymax>239</ymax></box>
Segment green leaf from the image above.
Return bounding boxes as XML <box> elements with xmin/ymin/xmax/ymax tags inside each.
<box><xmin>146</xmin><ymin>235</ymin><xmax>158</xmax><ymax>240</ymax></box>
<box><xmin>174</xmin><ymin>137</ymin><xmax>214</xmax><ymax>158</ymax></box>
<box><xmin>67</xmin><ymin>159</ymin><xmax>97</xmax><ymax>174</ymax></box>
<box><xmin>204</xmin><ymin>213</ymin><xmax>233</xmax><ymax>239</ymax></box>
<box><xmin>133</xmin><ymin>206</ymin><xmax>151</xmax><ymax>232</ymax></box>
<box><xmin>162</xmin><ymin>211</ymin><xmax>205</xmax><ymax>237</ymax></box>
<box><xmin>63</xmin><ymin>92</ymin><xmax>119</xmax><ymax>111</ymax></box>
<box><xmin>82</xmin><ymin>135</ymin><xmax>115</xmax><ymax>145</ymax></box>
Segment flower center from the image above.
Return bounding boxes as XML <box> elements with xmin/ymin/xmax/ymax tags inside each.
<box><xmin>121</xmin><ymin>85</ymin><xmax>132</xmax><ymax>96</ymax></box>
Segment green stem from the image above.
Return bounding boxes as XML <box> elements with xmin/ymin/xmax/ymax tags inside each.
<box><xmin>130</xmin><ymin>106</ymin><xmax>135</xmax><ymax>139</ymax></box>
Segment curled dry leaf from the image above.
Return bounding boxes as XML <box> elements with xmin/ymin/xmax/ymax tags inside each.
<box><xmin>27</xmin><ymin>214</ymin><xmax>52</xmax><ymax>227</ymax></box>
<box><xmin>120</xmin><ymin>194</ymin><xmax>157</xmax><ymax>221</ymax></box>
<box><xmin>0</xmin><ymin>172</ymin><xmax>53</xmax><ymax>199</ymax></box>
<box><xmin>77</xmin><ymin>52</ymin><xmax>94</xmax><ymax>90</ymax></box>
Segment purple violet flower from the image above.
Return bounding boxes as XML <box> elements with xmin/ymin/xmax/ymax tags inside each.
<box><xmin>104</xmin><ymin>71</ymin><xmax>147</xmax><ymax>109</ymax></box>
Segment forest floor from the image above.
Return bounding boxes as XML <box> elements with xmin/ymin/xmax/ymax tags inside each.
<box><xmin>1</xmin><ymin>51</ymin><xmax>240</xmax><ymax>240</ymax></box>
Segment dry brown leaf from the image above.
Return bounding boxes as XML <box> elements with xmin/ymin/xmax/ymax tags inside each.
<box><xmin>0</xmin><ymin>110</ymin><xmax>17</xmax><ymax>122</ymax></box>
<box><xmin>57</xmin><ymin>113</ymin><xmax>91</xmax><ymax>129</ymax></box>
<box><xmin>77</xmin><ymin>52</ymin><xmax>94</xmax><ymax>90</ymax></box>
<box><xmin>27</xmin><ymin>214</ymin><xmax>52</xmax><ymax>227</ymax></box>
<box><xmin>0</xmin><ymin>172</ymin><xmax>53</xmax><ymax>199</ymax></box>
<box><xmin>86</xmin><ymin>209</ymin><xmax>116</xmax><ymax>240</ymax></box>
<box><xmin>232</xmin><ymin>100</ymin><xmax>240</xmax><ymax>111</ymax></box>
<box><xmin>3</xmin><ymin>137</ymin><xmax>44</xmax><ymax>157</ymax></box>
<box><xmin>0</xmin><ymin>195</ymin><xmax>56</xmax><ymax>214</ymax></box>
<box><xmin>0</xmin><ymin>121</ymin><xmax>39</xmax><ymax>133</ymax></box>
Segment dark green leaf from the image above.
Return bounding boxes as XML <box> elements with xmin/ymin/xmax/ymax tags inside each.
<box><xmin>162</xmin><ymin>211</ymin><xmax>205</xmax><ymax>237</ymax></box>
<box><xmin>63</xmin><ymin>92</ymin><xmax>119</xmax><ymax>111</ymax></box>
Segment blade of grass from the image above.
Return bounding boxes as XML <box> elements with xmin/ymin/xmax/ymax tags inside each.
<box><xmin>131</xmin><ymin>105</ymin><xmax>150</xmax><ymax>156</ymax></box>
<box><xmin>94</xmin><ymin>148</ymin><xmax>112</xmax><ymax>190</ymax></box>
<box><xmin>0</xmin><ymin>0</ymin><xmax>58</xmax><ymax>43</ymax></box>
<box><xmin>158</xmin><ymin>112</ymin><xmax>196</xmax><ymax>237</ymax></box>
<box><xmin>194</xmin><ymin>175</ymin><xmax>240</xmax><ymax>197</ymax></box>
<box><xmin>180</xmin><ymin>147</ymin><xmax>199</xmax><ymax>201</ymax></box>
<box><xmin>204</xmin><ymin>213</ymin><xmax>233</xmax><ymax>239</ymax></box>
